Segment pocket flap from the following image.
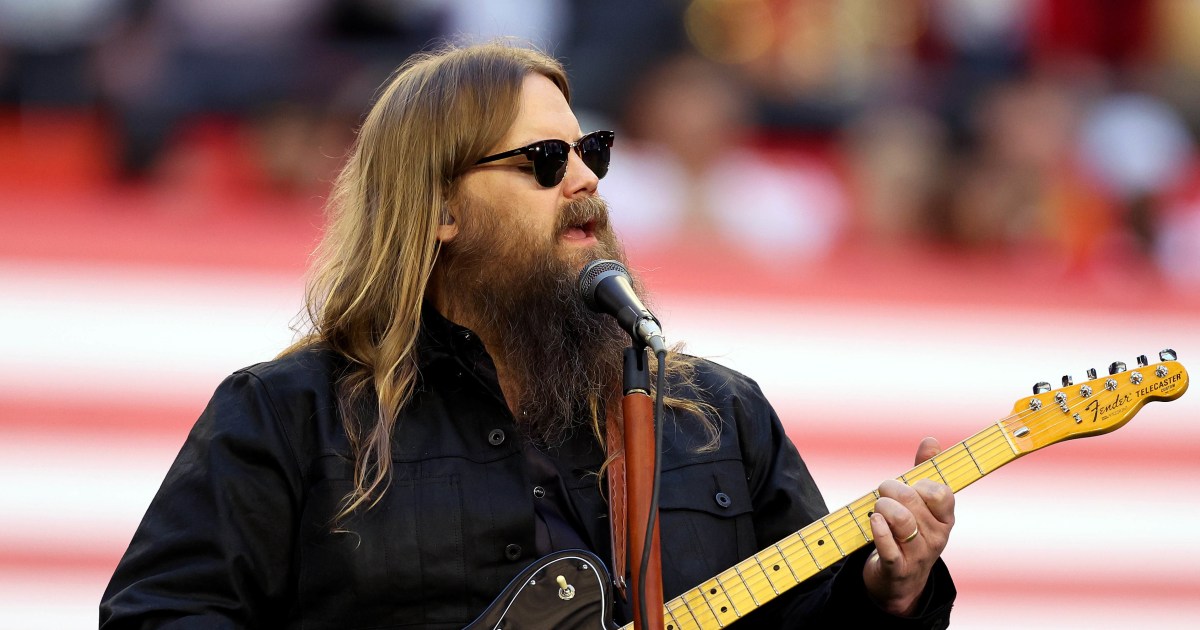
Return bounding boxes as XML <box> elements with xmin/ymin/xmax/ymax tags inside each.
<box><xmin>657</xmin><ymin>459</ymin><xmax>752</xmax><ymax>517</ymax></box>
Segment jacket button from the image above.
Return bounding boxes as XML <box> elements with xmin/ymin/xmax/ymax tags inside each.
<box><xmin>488</xmin><ymin>429</ymin><xmax>506</xmax><ymax>446</ymax></box>
<box><xmin>533</xmin><ymin>485</ymin><xmax>546</xmax><ymax>499</ymax></box>
<box><xmin>504</xmin><ymin>544</ymin><xmax>522</xmax><ymax>561</ymax></box>
<box><xmin>714</xmin><ymin>492</ymin><xmax>732</xmax><ymax>508</ymax></box>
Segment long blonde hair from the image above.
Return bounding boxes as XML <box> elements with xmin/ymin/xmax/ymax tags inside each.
<box><xmin>286</xmin><ymin>43</ymin><xmax>718</xmax><ymax>523</ymax></box>
<box><xmin>284</xmin><ymin>43</ymin><xmax>570</xmax><ymax>519</ymax></box>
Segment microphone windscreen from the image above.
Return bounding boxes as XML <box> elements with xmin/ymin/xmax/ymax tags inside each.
<box><xmin>577</xmin><ymin>259</ymin><xmax>630</xmax><ymax>311</ymax></box>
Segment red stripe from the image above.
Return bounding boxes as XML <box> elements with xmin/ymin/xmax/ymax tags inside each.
<box><xmin>780</xmin><ymin>421</ymin><xmax>1200</xmax><ymax>469</ymax></box>
<box><xmin>955</xmin><ymin>576</ymin><xmax>1199</xmax><ymax>603</ymax></box>
<box><xmin>0</xmin><ymin>548</ymin><xmax>1192</xmax><ymax>604</ymax></box>
<box><xmin>6</xmin><ymin>189</ymin><xmax>1200</xmax><ymax>313</ymax></box>
<box><xmin>3</xmin><ymin>397</ymin><xmax>1194</xmax><ymax>471</ymax></box>
<box><xmin>0</xmin><ymin>190</ymin><xmax>321</xmax><ymax>275</ymax></box>
<box><xmin>0</xmin><ymin>548</ymin><xmax>123</xmax><ymax>576</ymax></box>
<box><xmin>0</xmin><ymin>398</ymin><xmax>197</xmax><ymax>437</ymax></box>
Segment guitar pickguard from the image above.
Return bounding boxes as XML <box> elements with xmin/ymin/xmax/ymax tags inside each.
<box><xmin>464</xmin><ymin>549</ymin><xmax>616</xmax><ymax>630</ymax></box>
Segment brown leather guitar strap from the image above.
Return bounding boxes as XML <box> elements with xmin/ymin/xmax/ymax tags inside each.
<box><xmin>606</xmin><ymin>419</ymin><xmax>628</xmax><ymax>600</ymax></box>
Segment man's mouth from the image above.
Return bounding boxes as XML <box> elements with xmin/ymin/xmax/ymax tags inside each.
<box><xmin>562</xmin><ymin>218</ymin><xmax>598</xmax><ymax>242</ymax></box>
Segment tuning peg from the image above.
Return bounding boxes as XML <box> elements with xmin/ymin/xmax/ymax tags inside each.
<box><xmin>1160</xmin><ymin>348</ymin><xmax>1178</xmax><ymax>361</ymax></box>
<box><xmin>1109</xmin><ymin>361</ymin><xmax>1127</xmax><ymax>375</ymax></box>
<box><xmin>1033</xmin><ymin>381</ymin><xmax>1052</xmax><ymax>394</ymax></box>
<box><xmin>1137</xmin><ymin>355</ymin><xmax>1148</xmax><ymax>367</ymax></box>
<box><xmin>1061</xmin><ymin>375</ymin><xmax>1073</xmax><ymax>387</ymax></box>
<box><xmin>1087</xmin><ymin>368</ymin><xmax>1098</xmax><ymax>379</ymax></box>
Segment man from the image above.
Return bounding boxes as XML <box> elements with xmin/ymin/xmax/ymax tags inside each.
<box><xmin>101</xmin><ymin>43</ymin><xmax>956</xmax><ymax>628</ymax></box>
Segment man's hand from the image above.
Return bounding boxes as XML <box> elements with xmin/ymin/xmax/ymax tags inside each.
<box><xmin>863</xmin><ymin>437</ymin><xmax>955</xmax><ymax>616</ymax></box>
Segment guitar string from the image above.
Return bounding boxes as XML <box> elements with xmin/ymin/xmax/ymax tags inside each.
<box><xmin>654</xmin><ymin>422</ymin><xmax>1112</xmax><ymax>629</ymax></box>
<box><xmin>774</xmin><ymin>375</ymin><xmax>1161</xmax><ymax>619</ymax></box>
<box><xmin>651</xmin><ymin>370</ymin><xmax>1172</xmax><ymax>629</ymax></box>
<box><xmin>665</xmin><ymin>399</ymin><xmax>1039</xmax><ymax>627</ymax></box>
<box><xmin>655</xmin><ymin>412</ymin><xmax>1028</xmax><ymax>630</ymax></box>
<box><xmin>664</xmin><ymin>428</ymin><xmax>1007</xmax><ymax>630</ymax></box>
<box><xmin>658</xmin><ymin>366</ymin><xmax>1181</xmax><ymax>630</ymax></box>
<box><xmin>749</xmin><ymin>384</ymin><xmax>1126</xmax><ymax>595</ymax></box>
<box><xmin>661</xmin><ymin>400</ymin><xmax>1061</xmax><ymax>629</ymax></box>
<box><xmin>699</xmin><ymin>430</ymin><xmax>1044</xmax><ymax>625</ymax></box>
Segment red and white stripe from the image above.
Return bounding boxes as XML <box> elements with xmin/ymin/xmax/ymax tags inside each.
<box><xmin>2</xmin><ymin>198</ymin><xmax>1199</xmax><ymax>628</ymax></box>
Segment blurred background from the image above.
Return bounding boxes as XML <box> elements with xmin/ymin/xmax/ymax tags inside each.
<box><xmin>2</xmin><ymin>0</ymin><xmax>1199</xmax><ymax>627</ymax></box>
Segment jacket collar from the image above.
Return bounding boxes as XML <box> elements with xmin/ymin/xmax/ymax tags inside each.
<box><xmin>417</xmin><ymin>301</ymin><xmax>484</xmax><ymax>362</ymax></box>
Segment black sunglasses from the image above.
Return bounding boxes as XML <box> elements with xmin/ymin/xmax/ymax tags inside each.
<box><xmin>474</xmin><ymin>130</ymin><xmax>615</xmax><ymax>187</ymax></box>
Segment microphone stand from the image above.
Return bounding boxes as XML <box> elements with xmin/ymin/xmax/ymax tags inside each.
<box><xmin>623</xmin><ymin>345</ymin><xmax>664</xmax><ymax>630</ymax></box>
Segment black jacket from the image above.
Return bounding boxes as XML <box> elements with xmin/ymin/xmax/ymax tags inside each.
<box><xmin>101</xmin><ymin>312</ymin><xmax>953</xmax><ymax>629</ymax></box>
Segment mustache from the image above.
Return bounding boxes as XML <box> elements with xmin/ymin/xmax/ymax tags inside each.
<box><xmin>557</xmin><ymin>196</ymin><xmax>610</xmax><ymax>232</ymax></box>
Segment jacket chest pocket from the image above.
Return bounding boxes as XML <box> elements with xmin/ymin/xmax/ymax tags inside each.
<box><xmin>656</xmin><ymin>459</ymin><xmax>757</xmax><ymax>599</ymax></box>
<box><xmin>298</xmin><ymin>471</ymin><xmax>468</xmax><ymax>628</ymax></box>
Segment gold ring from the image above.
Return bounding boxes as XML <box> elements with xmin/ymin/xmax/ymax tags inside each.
<box><xmin>900</xmin><ymin>526</ymin><xmax>920</xmax><ymax>544</ymax></box>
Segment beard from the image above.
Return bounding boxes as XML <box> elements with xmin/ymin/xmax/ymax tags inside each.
<box><xmin>434</xmin><ymin>195</ymin><xmax>636</xmax><ymax>445</ymax></box>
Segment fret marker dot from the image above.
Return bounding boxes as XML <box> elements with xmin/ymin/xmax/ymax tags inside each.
<box><xmin>773</xmin><ymin>565</ymin><xmax>779</xmax><ymax>571</ymax></box>
<box><xmin>721</xmin><ymin>607</ymin><xmax>728</xmax><ymax>613</ymax></box>
<box><xmin>710</xmin><ymin>588</ymin><xmax>717</xmax><ymax>594</ymax></box>
<box><xmin>817</xmin><ymin>540</ymin><xmax>825</xmax><ymax>546</ymax></box>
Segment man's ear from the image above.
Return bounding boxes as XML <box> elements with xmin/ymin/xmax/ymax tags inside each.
<box><xmin>436</xmin><ymin>207</ymin><xmax>459</xmax><ymax>243</ymax></box>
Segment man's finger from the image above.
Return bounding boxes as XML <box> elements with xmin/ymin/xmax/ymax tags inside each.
<box><xmin>914</xmin><ymin>436</ymin><xmax>941</xmax><ymax>465</ymax></box>
<box><xmin>869</xmin><ymin>511</ymin><xmax>911</xmax><ymax>562</ymax></box>
<box><xmin>912</xmin><ymin>479</ymin><xmax>956</xmax><ymax>525</ymax></box>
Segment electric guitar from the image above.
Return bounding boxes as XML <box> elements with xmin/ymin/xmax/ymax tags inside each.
<box><xmin>466</xmin><ymin>351</ymin><xmax>1189</xmax><ymax>630</ymax></box>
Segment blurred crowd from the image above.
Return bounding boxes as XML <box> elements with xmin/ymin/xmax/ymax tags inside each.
<box><xmin>3</xmin><ymin>0</ymin><xmax>1200</xmax><ymax>288</ymax></box>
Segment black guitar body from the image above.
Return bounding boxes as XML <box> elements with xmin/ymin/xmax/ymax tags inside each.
<box><xmin>464</xmin><ymin>549</ymin><xmax>618</xmax><ymax>630</ymax></box>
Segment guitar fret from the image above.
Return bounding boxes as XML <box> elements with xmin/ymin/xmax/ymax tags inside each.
<box><xmin>679</xmin><ymin>588</ymin><xmax>714</xmax><ymax>628</ymax></box>
<box><xmin>714</xmin><ymin>574</ymin><xmax>742</xmax><ymax>617</ymax></box>
<box><xmin>845</xmin><ymin>503</ymin><xmax>870</xmax><ymax>542</ymax></box>
<box><xmin>696</xmin><ymin>583</ymin><xmax>726</xmax><ymax>627</ymax></box>
<box><xmin>929</xmin><ymin>457</ymin><xmax>949</xmax><ymax>485</ymax></box>
<box><xmin>819</xmin><ymin>517</ymin><xmax>847</xmax><ymax>558</ymax></box>
<box><xmin>751</xmin><ymin>554</ymin><xmax>780</xmax><ymax>595</ymax></box>
<box><xmin>967</xmin><ymin>428</ymin><xmax>1015</xmax><ymax>477</ymax></box>
<box><xmin>962</xmin><ymin>441</ymin><xmax>985</xmax><ymax>475</ymax></box>
<box><xmin>996</xmin><ymin>420</ymin><xmax>1020</xmax><ymax>455</ymax></box>
<box><xmin>774</xmin><ymin>541</ymin><xmax>802</xmax><ymax>582</ymax></box>
<box><xmin>733</xmin><ymin>565</ymin><xmax>759</xmax><ymax>606</ymax></box>
<box><xmin>663</xmin><ymin>604</ymin><xmax>684</xmax><ymax>630</ymax></box>
<box><xmin>940</xmin><ymin>446</ymin><xmax>969</xmax><ymax>488</ymax></box>
<box><xmin>797</xmin><ymin>532</ymin><xmax>823</xmax><ymax>570</ymax></box>
<box><xmin>665</xmin><ymin>597</ymin><xmax>696</xmax><ymax>630</ymax></box>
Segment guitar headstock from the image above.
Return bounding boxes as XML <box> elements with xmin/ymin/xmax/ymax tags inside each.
<box><xmin>1002</xmin><ymin>349</ymin><xmax>1188</xmax><ymax>453</ymax></box>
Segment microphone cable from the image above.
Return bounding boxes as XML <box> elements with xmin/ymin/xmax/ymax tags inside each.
<box><xmin>636</xmin><ymin>347</ymin><xmax>667</xmax><ymax>630</ymax></box>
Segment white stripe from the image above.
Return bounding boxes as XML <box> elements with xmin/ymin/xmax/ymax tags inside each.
<box><xmin>2</xmin><ymin>259</ymin><xmax>1198</xmax><ymax>629</ymax></box>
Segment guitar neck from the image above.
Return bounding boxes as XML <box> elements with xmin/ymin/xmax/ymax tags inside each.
<box><xmin>630</xmin><ymin>424</ymin><xmax>1015</xmax><ymax>630</ymax></box>
<box><xmin>615</xmin><ymin>356</ymin><xmax>1186</xmax><ymax>630</ymax></box>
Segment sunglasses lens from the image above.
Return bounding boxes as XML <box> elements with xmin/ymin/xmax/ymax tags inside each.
<box><xmin>518</xmin><ymin>132</ymin><xmax>614</xmax><ymax>187</ymax></box>
<box><xmin>579</xmin><ymin>132</ymin><xmax>613</xmax><ymax>180</ymax></box>
<box><xmin>533</xmin><ymin>140</ymin><xmax>570</xmax><ymax>187</ymax></box>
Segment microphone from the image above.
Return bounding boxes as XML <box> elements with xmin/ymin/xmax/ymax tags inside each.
<box><xmin>578</xmin><ymin>259</ymin><xmax>667</xmax><ymax>354</ymax></box>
